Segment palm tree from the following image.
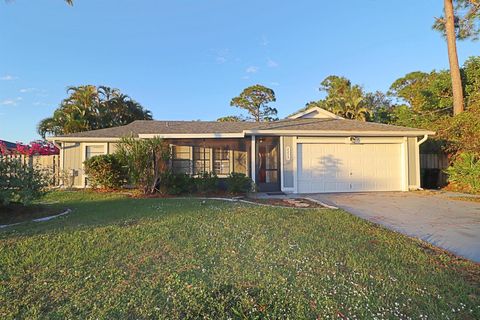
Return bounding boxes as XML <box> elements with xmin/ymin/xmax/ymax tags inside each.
<box><xmin>38</xmin><ymin>85</ymin><xmax>153</xmax><ymax>138</ymax></box>
<box><xmin>326</xmin><ymin>87</ymin><xmax>371</xmax><ymax>121</ymax></box>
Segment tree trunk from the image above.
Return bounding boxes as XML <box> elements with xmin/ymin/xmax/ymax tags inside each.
<box><xmin>444</xmin><ymin>0</ymin><xmax>464</xmax><ymax>115</ymax></box>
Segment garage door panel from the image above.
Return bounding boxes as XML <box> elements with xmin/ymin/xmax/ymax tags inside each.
<box><xmin>297</xmin><ymin>143</ymin><xmax>403</xmax><ymax>193</ymax></box>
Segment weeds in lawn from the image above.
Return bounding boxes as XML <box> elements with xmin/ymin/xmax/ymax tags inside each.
<box><xmin>0</xmin><ymin>191</ymin><xmax>478</xmax><ymax>319</ymax></box>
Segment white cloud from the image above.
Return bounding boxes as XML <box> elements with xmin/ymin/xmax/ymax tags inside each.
<box><xmin>0</xmin><ymin>97</ymin><xmax>22</xmax><ymax>106</ymax></box>
<box><xmin>242</xmin><ymin>75</ymin><xmax>250</xmax><ymax>80</ymax></box>
<box><xmin>270</xmin><ymin>82</ymin><xmax>280</xmax><ymax>86</ymax></box>
<box><xmin>1</xmin><ymin>99</ymin><xmax>18</xmax><ymax>106</ymax></box>
<box><xmin>246</xmin><ymin>66</ymin><xmax>259</xmax><ymax>73</ymax></box>
<box><xmin>267</xmin><ymin>58</ymin><xmax>279</xmax><ymax>68</ymax></box>
<box><xmin>0</xmin><ymin>74</ymin><xmax>18</xmax><ymax>81</ymax></box>
<box><xmin>20</xmin><ymin>87</ymin><xmax>39</xmax><ymax>93</ymax></box>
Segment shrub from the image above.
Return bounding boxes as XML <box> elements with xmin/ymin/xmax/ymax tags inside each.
<box><xmin>115</xmin><ymin>137</ymin><xmax>170</xmax><ymax>194</ymax></box>
<box><xmin>437</xmin><ymin>103</ymin><xmax>480</xmax><ymax>157</ymax></box>
<box><xmin>226</xmin><ymin>172</ymin><xmax>252</xmax><ymax>194</ymax></box>
<box><xmin>84</xmin><ymin>154</ymin><xmax>126</xmax><ymax>189</ymax></box>
<box><xmin>0</xmin><ymin>157</ymin><xmax>47</xmax><ymax>206</ymax></box>
<box><xmin>445</xmin><ymin>152</ymin><xmax>480</xmax><ymax>193</ymax></box>
<box><xmin>160</xmin><ymin>171</ymin><xmax>196</xmax><ymax>195</ymax></box>
<box><xmin>195</xmin><ymin>172</ymin><xmax>219</xmax><ymax>194</ymax></box>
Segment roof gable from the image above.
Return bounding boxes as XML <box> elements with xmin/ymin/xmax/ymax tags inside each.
<box><xmin>288</xmin><ymin>106</ymin><xmax>343</xmax><ymax>120</ymax></box>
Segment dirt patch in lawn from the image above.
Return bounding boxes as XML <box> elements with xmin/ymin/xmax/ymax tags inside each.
<box><xmin>0</xmin><ymin>204</ymin><xmax>67</xmax><ymax>225</ymax></box>
<box><xmin>247</xmin><ymin>198</ymin><xmax>326</xmax><ymax>208</ymax></box>
<box><xmin>417</xmin><ymin>241</ymin><xmax>480</xmax><ymax>286</ymax></box>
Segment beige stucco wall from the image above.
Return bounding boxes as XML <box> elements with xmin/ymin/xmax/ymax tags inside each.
<box><xmin>60</xmin><ymin>141</ymin><xmax>113</xmax><ymax>187</ymax></box>
<box><xmin>108</xmin><ymin>142</ymin><xmax>118</xmax><ymax>154</ymax></box>
<box><xmin>62</xmin><ymin>142</ymin><xmax>83</xmax><ymax>187</ymax></box>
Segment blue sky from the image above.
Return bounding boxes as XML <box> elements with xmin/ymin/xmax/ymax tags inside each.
<box><xmin>0</xmin><ymin>0</ymin><xmax>478</xmax><ymax>142</ymax></box>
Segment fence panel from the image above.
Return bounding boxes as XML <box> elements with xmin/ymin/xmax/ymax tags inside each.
<box><xmin>0</xmin><ymin>154</ymin><xmax>60</xmax><ymax>186</ymax></box>
<box><xmin>420</xmin><ymin>153</ymin><xmax>449</xmax><ymax>188</ymax></box>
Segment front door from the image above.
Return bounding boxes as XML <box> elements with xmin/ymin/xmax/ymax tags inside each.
<box><xmin>256</xmin><ymin>137</ymin><xmax>280</xmax><ymax>192</ymax></box>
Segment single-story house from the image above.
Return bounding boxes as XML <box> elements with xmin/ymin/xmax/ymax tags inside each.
<box><xmin>47</xmin><ymin>107</ymin><xmax>434</xmax><ymax>193</ymax></box>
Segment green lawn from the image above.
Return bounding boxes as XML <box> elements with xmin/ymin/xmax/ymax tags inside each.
<box><xmin>0</xmin><ymin>191</ymin><xmax>478</xmax><ymax>319</ymax></box>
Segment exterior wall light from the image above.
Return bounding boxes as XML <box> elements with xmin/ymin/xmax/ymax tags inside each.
<box><xmin>350</xmin><ymin>136</ymin><xmax>361</xmax><ymax>144</ymax></box>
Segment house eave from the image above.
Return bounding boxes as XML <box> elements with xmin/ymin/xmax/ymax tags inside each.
<box><xmin>47</xmin><ymin>129</ymin><xmax>435</xmax><ymax>142</ymax></box>
<box><xmin>46</xmin><ymin>136</ymin><xmax>122</xmax><ymax>142</ymax></box>
<box><xmin>244</xmin><ymin>130</ymin><xmax>435</xmax><ymax>137</ymax></box>
<box><xmin>138</xmin><ymin>133</ymin><xmax>246</xmax><ymax>139</ymax></box>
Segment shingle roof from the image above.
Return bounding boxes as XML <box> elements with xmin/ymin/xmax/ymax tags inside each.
<box><xmin>54</xmin><ymin>118</ymin><xmax>431</xmax><ymax>139</ymax></box>
<box><xmin>0</xmin><ymin>140</ymin><xmax>17</xmax><ymax>149</ymax></box>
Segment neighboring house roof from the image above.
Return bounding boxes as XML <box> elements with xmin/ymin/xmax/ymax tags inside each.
<box><xmin>287</xmin><ymin>106</ymin><xmax>343</xmax><ymax>120</ymax></box>
<box><xmin>49</xmin><ymin>117</ymin><xmax>434</xmax><ymax>140</ymax></box>
<box><xmin>0</xmin><ymin>140</ymin><xmax>17</xmax><ymax>149</ymax></box>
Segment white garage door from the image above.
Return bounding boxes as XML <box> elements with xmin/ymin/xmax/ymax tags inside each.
<box><xmin>297</xmin><ymin>143</ymin><xmax>404</xmax><ymax>193</ymax></box>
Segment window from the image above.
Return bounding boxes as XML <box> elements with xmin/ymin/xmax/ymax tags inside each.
<box><xmin>213</xmin><ymin>149</ymin><xmax>230</xmax><ymax>175</ymax></box>
<box><xmin>85</xmin><ymin>145</ymin><xmax>104</xmax><ymax>160</ymax></box>
<box><xmin>172</xmin><ymin>146</ymin><xmax>191</xmax><ymax>174</ymax></box>
<box><xmin>193</xmin><ymin>147</ymin><xmax>211</xmax><ymax>175</ymax></box>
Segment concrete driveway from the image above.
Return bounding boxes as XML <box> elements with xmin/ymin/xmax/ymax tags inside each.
<box><xmin>308</xmin><ymin>192</ymin><xmax>480</xmax><ymax>263</ymax></box>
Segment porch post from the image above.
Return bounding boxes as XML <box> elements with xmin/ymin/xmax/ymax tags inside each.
<box><xmin>250</xmin><ymin>135</ymin><xmax>256</xmax><ymax>185</ymax></box>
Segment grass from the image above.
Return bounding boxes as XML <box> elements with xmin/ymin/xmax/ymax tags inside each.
<box><xmin>0</xmin><ymin>191</ymin><xmax>478</xmax><ymax>319</ymax></box>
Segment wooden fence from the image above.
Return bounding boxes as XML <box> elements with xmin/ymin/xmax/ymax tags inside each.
<box><xmin>0</xmin><ymin>154</ymin><xmax>61</xmax><ymax>186</ymax></box>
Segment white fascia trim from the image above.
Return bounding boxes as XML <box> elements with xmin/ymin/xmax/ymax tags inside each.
<box><xmin>243</xmin><ymin>130</ymin><xmax>435</xmax><ymax>137</ymax></box>
<box><xmin>47</xmin><ymin>137</ymin><xmax>121</xmax><ymax>142</ymax></box>
<box><xmin>47</xmin><ymin>130</ymin><xmax>435</xmax><ymax>142</ymax></box>
<box><xmin>139</xmin><ymin>133</ymin><xmax>245</xmax><ymax>139</ymax></box>
<box><xmin>288</xmin><ymin>106</ymin><xmax>344</xmax><ymax>119</ymax></box>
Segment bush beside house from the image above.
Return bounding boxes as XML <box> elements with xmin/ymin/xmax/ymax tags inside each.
<box><xmin>445</xmin><ymin>153</ymin><xmax>480</xmax><ymax>193</ymax></box>
<box><xmin>115</xmin><ymin>136</ymin><xmax>170</xmax><ymax>194</ymax></box>
<box><xmin>438</xmin><ymin>104</ymin><xmax>480</xmax><ymax>193</ymax></box>
<box><xmin>0</xmin><ymin>157</ymin><xmax>47</xmax><ymax>206</ymax></box>
<box><xmin>84</xmin><ymin>155</ymin><xmax>126</xmax><ymax>189</ymax></box>
<box><xmin>226</xmin><ymin>172</ymin><xmax>253</xmax><ymax>194</ymax></box>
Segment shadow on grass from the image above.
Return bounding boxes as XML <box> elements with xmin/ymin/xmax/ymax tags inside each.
<box><xmin>0</xmin><ymin>192</ymin><xmax>259</xmax><ymax>239</ymax></box>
